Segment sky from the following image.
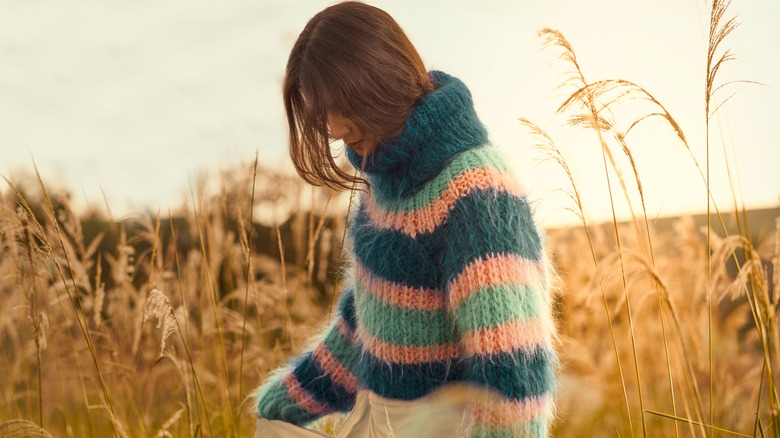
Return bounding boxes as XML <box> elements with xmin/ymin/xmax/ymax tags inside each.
<box><xmin>1</xmin><ymin>0</ymin><xmax>778</xmax><ymax>228</ymax></box>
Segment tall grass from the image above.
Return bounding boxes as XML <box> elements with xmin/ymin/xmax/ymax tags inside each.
<box><xmin>524</xmin><ymin>0</ymin><xmax>778</xmax><ymax>436</ymax></box>
<box><xmin>0</xmin><ymin>163</ymin><xmax>344</xmax><ymax>436</ymax></box>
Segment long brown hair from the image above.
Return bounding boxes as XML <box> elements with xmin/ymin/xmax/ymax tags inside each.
<box><xmin>284</xmin><ymin>1</ymin><xmax>433</xmax><ymax>190</ymax></box>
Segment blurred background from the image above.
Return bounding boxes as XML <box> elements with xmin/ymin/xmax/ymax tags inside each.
<box><xmin>1</xmin><ymin>0</ymin><xmax>778</xmax><ymax>227</ymax></box>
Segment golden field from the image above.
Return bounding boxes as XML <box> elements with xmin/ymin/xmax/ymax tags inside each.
<box><xmin>1</xmin><ymin>165</ymin><xmax>776</xmax><ymax>437</ymax></box>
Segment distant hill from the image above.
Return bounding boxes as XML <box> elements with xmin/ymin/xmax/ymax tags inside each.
<box><xmin>656</xmin><ymin>206</ymin><xmax>779</xmax><ymax>241</ymax></box>
<box><xmin>548</xmin><ymin>206</ymin><xmax>779</xmax><ymax>243</ymax></box>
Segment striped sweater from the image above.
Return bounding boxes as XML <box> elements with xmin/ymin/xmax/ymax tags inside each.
<box><xmin>253</xmin><ymin>71</ymin><xmax>557</xmax><ymax>437</ymax></box>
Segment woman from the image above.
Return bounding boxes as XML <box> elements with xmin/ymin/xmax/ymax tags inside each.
<box><xmin>252</xmin><ymin>2</ymin><xmax>557</xmax><ymax>437</ymax></box>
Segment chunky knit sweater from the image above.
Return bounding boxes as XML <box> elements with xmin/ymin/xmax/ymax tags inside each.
<box><xmin>253</xmin><ymin>71</ymin><xmax>557</xmax><ymax>437</ymax></box>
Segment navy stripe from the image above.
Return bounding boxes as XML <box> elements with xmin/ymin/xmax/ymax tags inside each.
<box><xmin>351</xmin><ymin>189</ymin><xmax>540</xmax><ymax>290</ymax></box>
<box><xmin>293</xmin><ymin>352</ymin><xmax>356</xmax><ymax>412</ymax></box>
<box><xmin>337</xmin><ymin>288</ymin><xmax>358</xmax><ymax>332</ymax></box>
<box><xmin>465</xmin><ymin>346</ymin><xmax>556</xmax><ymax>401</ymax></box>
<box><xmin>356</xmin><ymin>344</ymin><xmax>465</xmax><ymax>400</ymax></box>
<box><xmin>438</xmin><ymin>190</ymin><xmax>542</xmax><ymax>283</ymax></box>
<box><xmin>350</xmin><ymin>205</ymin><xmax>440</xmax><ymax>289</ymax></box>
<box><xmin>255</xmin><ymin>378</ymin><xmax>319</xmax><ymax>425</ymax></box>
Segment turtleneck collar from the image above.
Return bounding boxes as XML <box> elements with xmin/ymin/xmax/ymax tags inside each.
<box><xmin>346</xmin><ymin>71</ymin><xmax>488</xmax><ymax>201</ymax></box>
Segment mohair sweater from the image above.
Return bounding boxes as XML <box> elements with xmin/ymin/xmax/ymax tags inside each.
<box><xmin>253</xmin><ymin>71</ymin><xmax>557</xmax><ymax>437</ymax></box>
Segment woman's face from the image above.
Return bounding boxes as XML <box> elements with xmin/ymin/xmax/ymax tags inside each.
<box><xmin>327</xmin><ymin>111</ymin><xmax>380</xmax><ymax>157</ymax></box>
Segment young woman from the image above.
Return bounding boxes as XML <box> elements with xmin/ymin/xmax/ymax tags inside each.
<box><xmin>252</xmin><ymin>2</ymin><xmax>557</xmax><ymax>437</ymax></box>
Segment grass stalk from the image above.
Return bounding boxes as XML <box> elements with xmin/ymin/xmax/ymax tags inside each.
<box><xmin>539</xmin><ymin>29</ymin><xmax>661</xmax><ymax>435</ymax></box>
<box><xmin>28</xmin><ymin>164</ymin><xmax>119</xmax><ymax>436</ymax></box>
<box><xmin>276</xmin><ymin>226</ymin><xmax>289</xmax><ymax>341</ymax></box>
<box><xmin>755</xmin><ymin>360</ymin><xmax>767</xmax><ymax>437</ymax></box>
<box><xmin>20</xmin><ymin>212</ymin><xmax>44</xmax><ymax>428</ymax></box>
<box><xmin>4</xmin><ymin>175</ymin><xmax>100</xmax><ymax>435</ymax></box>
<box><xmin>167</xmin><ymin>208</ymin><xmax>209</xmax><ymax>437</ymax></box>
<box><xmin>614</xmin><ymin>119</ymin><xmax>680</xmax><ymax>438</ymax></box>
<box><xmin>329</xmin><ymin>175</ymin><xmax>358</xmax><ymax>317</ymax></box>
<box><xmin>645</xmin><ymin>410</ymin><xmax>750</xmax><ymax>437</ymax></box>
<box><xmin>520</xmin><ymin>117</ymin><xmax>635</xmax><ymax>433</ymax></box>
<box><xmin>189</xmin><ymin>184</ymin><xmax>236</xmax><ymax>436</ymax></box>
<box><xmin>239</xmin><ymin>154</ymin><xmax>259</xmax><ymax>412</ymax></box>
<box><xmin>127</xmin><ymin>210</ymin><xmax>164</xmax><ymax>436</ymax></box>
<box><xmin>170</xmin><ymin>305</ymin><xmax>212</xmax><ymax>437</ymax></box>
<box><xmin>597</xmin><ymin>131</ymin><xmax>647</xmax><ymax>437</ymax></box>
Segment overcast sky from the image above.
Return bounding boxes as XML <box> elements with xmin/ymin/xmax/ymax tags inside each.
<box><xmin>1</xmin><ymin>0</ymin><xmax>778</xmax><ymax>227</ymax></box>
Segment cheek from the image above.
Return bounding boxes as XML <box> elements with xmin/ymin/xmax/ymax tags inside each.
<box><xmin>326</xmin><ymin>115</ymin><xmax>339</xmax><ymax>133</ymax></box>
<box><xmin>348</xmin><ymin>119</ymin><xmax>364</xmax><ymax>135</ymax></box>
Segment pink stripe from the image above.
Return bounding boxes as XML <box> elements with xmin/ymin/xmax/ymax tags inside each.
<box><xmin>364</xmin><ymin>167</ymin><xmax>524</xmax><ymax>237</ymax></box>
<box><xmin>448</xmin><ymin>254</ymin><xmax>544</xmax><ymax>308</ymax></box>
<box><xmin>472</xmin><ymin>394</ymin><xmax>552</xmax><ymax>426</ymax></box>
<box><xmin>355</xmin><ymin>262</ymin><xmax>445</xmax><ymax>310</ymax></box>
<box><xmin>312</xmin><ymin>344</ymin><xmax>360</xmax><ymax>394</ymax></box>
<box><xmin>356</xmin><ymin>326</ymin><xmax>461</xmax><ymax>364</ymax></box>
<box><xmin>462</xmin><ymin>318</ymin><xmax>549</xmax><ymax>357</ymax></box>
<box><xmin>283</xmin><ymin>374</ymin><xmax>328</xmax><ymax>415</ymax></box>
<box><xmin>336</xmin><ymin>318</ymin><xmax>355</xmax><ymax>343</ymax></box>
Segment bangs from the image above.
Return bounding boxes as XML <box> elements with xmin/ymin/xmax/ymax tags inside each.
<box><xmin>285</xmin><ymin>68</ymin><xmax>365</xmax><ymax>191</ymax></box>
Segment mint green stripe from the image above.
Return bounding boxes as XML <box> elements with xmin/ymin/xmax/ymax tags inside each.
<box><xmin>375</xmin><ymin>147</ymin><xmax>510</xmax><ymax>212</ymax></box>
<box><xmin>355</xmin><ymin>285</ymin><xmax>459</xmax><ymax>346</ymax></box>
<box><xmin>469</xmin><ymin>424</ymin><xmax>514</xmax><ymax>438</ymax></box>
<box><xmin>470</xmin><ymin>417</ymin><xmax>548</xmax><ymax>438</ymax></box>
<box><xmin>454</xmin><ymin>283</ymin><xmax>542</xmax><ymax>332</ymax></box>
<box><xmin>322</xmin><ymin>322</ymin><xmax>358</xmax><ymax>374</ymax></box>
<box><xmin>271</xmin><ymin>386</ymin><xmax>299</xmax><ymax>412</ymax></box>
<box><xmin>255</xmin><ymin>376</ymin><xmax>312</xmax><ymax>421</ymax></box>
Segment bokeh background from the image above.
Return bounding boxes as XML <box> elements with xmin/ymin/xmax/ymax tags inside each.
<box><xmin>1</xmin><ymin>0</ymin><xmax>778</xmax><ymax>225</ymax></box>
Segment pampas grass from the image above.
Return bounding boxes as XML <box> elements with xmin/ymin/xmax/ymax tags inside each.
<box><xmin>528</xmin><ymin>1</ymin><xmax>777</xmax><ymax>436</ymax></box>
<box><xmin>0</xmin><ymin>161</ymin><xmax>342</xmax><ymax>436</ymax></box>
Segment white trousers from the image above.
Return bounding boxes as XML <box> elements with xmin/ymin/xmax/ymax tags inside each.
<box><xmin>254</xmin><ymin>384</ymin><xmax>478</xmax><ymax>438</ymax></box>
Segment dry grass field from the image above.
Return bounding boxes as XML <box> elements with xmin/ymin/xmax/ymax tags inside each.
<box><xmin>1</xmin><ymin>168</ymin><xmax>776</xmax><ymax>438</ymax></box>
<box><xmin>1</xmin><ymin>1</ymin><xmax>777</xmax><ymax>436</ymax></box>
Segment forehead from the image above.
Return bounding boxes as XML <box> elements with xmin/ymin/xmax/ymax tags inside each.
<box><xmin>300</xmin><ymin>87</ymin><xmax>328</xmax><ymax>115</ymax></box>
<box><xmin>299</xmin><ymin>75</ymin><xmax>344</xmax><ymax>113</ymax></box>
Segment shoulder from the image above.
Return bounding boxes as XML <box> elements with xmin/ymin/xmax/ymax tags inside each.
<box><xmin>435</xmin><ymin>148</ymin><xmax>546</xmax><ymax>281</ymax></box>
<box><xmin>373</xmin><ymin>145</ymin><xmax>526</xmax><ymax>212</ymax></box>
<box><xmin>436</xmin><ymin>145</ymin><xmax>532</xmax><ymax>225</ymax></box>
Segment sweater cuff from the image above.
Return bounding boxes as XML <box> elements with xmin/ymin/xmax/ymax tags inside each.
<box><xmin>253</xmin><ymin>368</ymin><xmax>321</xmax><ymax>426</ymax></box>
<box><xmin>465</xmin><ymin>393</ymin><xmax>553</xmax><ymax>438</ymax></box>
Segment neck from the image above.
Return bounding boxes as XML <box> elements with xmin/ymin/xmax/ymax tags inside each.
<box><xmin>347</xmin><ymin>71</ymin><xmax>488</xmax><ymax>201</ymax></box>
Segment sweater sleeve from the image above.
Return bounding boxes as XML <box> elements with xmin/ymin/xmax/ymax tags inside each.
<box><xmin>440</xmin><ymin>187</ymin><xmax>557</xmax><ymax>437</ymax></box>
<box><xmin>252</xmin><ymin>287</ymin><xmax>360</xmax><ymax>426</ymax></box>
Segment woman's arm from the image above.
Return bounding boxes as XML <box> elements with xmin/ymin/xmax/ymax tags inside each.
<box><xmin>439</xmin><ymin>172</ymin><xmax>558</xmax><ymax>437</ymax></box>
<box><xmin>252</xmin><ymin>287</ymin><xmax>360</xmax><ymax>426</ymax></box>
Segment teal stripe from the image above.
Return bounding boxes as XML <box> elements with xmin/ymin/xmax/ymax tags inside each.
<box><xmin>469</xmin><ymin>417</ymin><xmax>548</xmax><ymax>438</ymax></box>
<box><xmin>255</xmin><ymin>375</ymin><xmax>316</xmax><ymax>424</ymax></box>
<box><xmin>454</xmin><ymin>283</ymin><xmax>543</xmax><ymax>332</ymax></box>
<box><xmin>355</xmin><ymin>285</ymin><xmax>459</xmax><ymax>346</ymax></box>
<box><xmin>374</xmin><ymin>147</ymin><xmax>510</xmax><ymax>212</ymax></box>
<box><xmin>321</xmin><ymin>321</ymin><xmax>359</xmax><ymax>375</ymax></box>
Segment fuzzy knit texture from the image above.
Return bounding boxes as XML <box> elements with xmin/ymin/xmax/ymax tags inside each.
<box><xmin>253</xmin><ymin>71</ymin><xmax>558</xmax><ymax>437</ymax></box>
